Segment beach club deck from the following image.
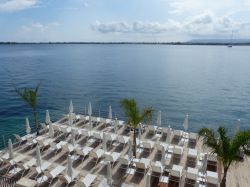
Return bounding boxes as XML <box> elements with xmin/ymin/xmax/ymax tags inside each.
<box><xmin>0</xmin><ymin>112</ymin><xmax>220</xmax><ymax>187</ymax></box>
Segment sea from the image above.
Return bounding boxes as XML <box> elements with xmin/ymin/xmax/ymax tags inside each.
<box><xmin>0</xmin><ymin>44</ymin><xmax>250</xmax><ymax>148</ymax></box>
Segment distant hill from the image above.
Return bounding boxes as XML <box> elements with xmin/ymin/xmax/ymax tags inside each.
<box><xmin>188</xmin><ymin>39</ymin><xmax>250</xmax><ymax>44</ymax></box>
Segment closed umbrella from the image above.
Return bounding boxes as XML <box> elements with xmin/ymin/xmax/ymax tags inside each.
<box><xmin>88</xmin><ymin>102</ymin><xmax>92</xmax><ymax>116</ymax></box>
<box><xmin>71</xmin><ymin>131</ymin><xmax>76</xmax><ymax>146</ymax></box>
<box><xmin>108</xmin><ymin>105</ymin><xmax>112</xmax><ymax>119</ymax></box>
<box><xmin>67</xmin><ymin>155</ymin><xmax>73</xmax><ymax>180</ymax></box>
<box><xmin>157</xmin><ymin>111</ymin><xmax>161</xmax><ymax>127</ymax></box>
<box><xmin>167</xmin><ymin>125</ymin><xmax>171</xmax><ymax>144</ymax></box>
<box><xmin>69</xmin><ymin>100</ymin><xmax>74</xmax><ymax>114</ymax></box>
<box><xmin>89</xmin><ymin>115</ymin><xmax>92</xmax><ymax>131</ymax></box>
<box><xmin>128</xmin><ymin>140</ymin><xmax>133</xmax><ymax>159</ymax></box>
<box><xmin>36</xmin><ymin>145</ymin><xmax>42</xmax><ymax>169</ymax></box>
<box><xmin>48</xmin><ymin>122</ymin><xmax>54</xmax><ymax>138</ymax></box>
<box><xmin>107</xmin><ymin>161</ymin><xmax>112</xmax><ymax>185</ymax></box>
<box><xmin>45</xmin><ymin>110</ymin><xmax>51</xmax><ymax>125</ymax></box>
<box><xmin>161</xmin><ymin>146</ymin><xmax>166</xmax><ymax>166</ymax></box>
<box><xmin>183</xmin><ymin>114</ymin><xmax>189</xmax><ymax>131</ymax></box>
<box><xmin>25</xmin><ymin>117</ymin><xmax>31</xmax><ymax>135</ymax></box>
<box><xmin>138</xmin><ymin>124</ymin><xmax>142</xmax><ymax>144</ymax></box>
<box><xmin>68</xmin><ymin>112</ymin><xmax>73</xmax><ymax>126</ymax></box>
<box><xmin>236</xmin><ymin>119</ymin><xmax>240</xmax><ymax>133</ymax></box>
<box><xmin>102</xmin><ymin>132</ymin><xmax>107</xmax><ymax>151</ymax></box>
<box><xmin>8</xmin><ymin>139</ymin><xmax>14</xmax><ymax>159</ymax></box>
<box><xmin>146</xmin><ymin>173</ymin><xmax>151</xmax><ymax>187</ymax></box>
<box><xmin>114</xmin><ymin>118</ymin><xmax>118</xmax><ymax>134</ymax></box>
<box><xmin>202</xmin><ymin>154</ymin><xmax>208</xmax><ymax>175</ymax></box>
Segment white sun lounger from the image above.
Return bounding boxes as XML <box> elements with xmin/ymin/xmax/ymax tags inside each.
<box><xmin>156</xmin><ymin>142</ymin><xmax>169</xmax><ymax>152</ymax></box>
<box><xmin>44</xmin><ymin>165</ymin><xmax>66</xmax><ymax>185</ymax></box>
<box><xmin>106</xmin><ymin>133</ymin><xmax>117</xmax><ymax>142</ymax></box>
<box><xmin>152</xmin><ymin>161</ymin><xmax>164</xmax><ymax>174</ymax></box>
<box><xmin>170</xmin><ymin>164</ymin><xmax>183</xmax><ymax>178</ymax></box>
<box><xmin>37</xmin><ymin>138</ymin><xmax>54</xmax><ymax>151</ymax></box>
<box><xmin>71</xmin><ymin>128</ymin><xmax>82</xmax><ymax>139</ymax></box>
<box><xmin>186</xmin><ymin>167</ymin><xmax>198</xmax><ymax>180</ymax></box>
<box><xmin>117</xmin><ymin>135</ymin><xmax>130</xmax><ymax>147</ymax></box>
<box><xmin>62</xmin><ymin>143</ymin><xmax>75</xmax><ymax>154</ymax></box>
<box><xmin>173</xmin><ymin>145</ymin><xmax>184</xmax><ymax>155</ymax></box>
<box><xmin>90</xmin><ymin>149</ymin><xmax>105</xmax><ymax>165</ymax></box>
<box><xmin>119</xmin><ymin>155</ymin><xmax>132</xmax><ymax>168</ymax></box>
<box><xmin>75</xmin><ymin>146</ymin><xmax>93</xmax><ymax>160</ymax></box>
<box><xmin>206</xmin><ymin>171</ymin><xmax>219</xmax><ymax>185</ymax></box>
<box><xmin>50</xmin><ymin>141</ymin><xmax>67</xmax><ymax>154</ymax></box>
<box><xmin>105</xmin><ymin>152</ymin><xmax>120</xmax><ymax>167</ymax></box>
<box><xmin>142</xmin><ymin>141</ymin><xmax>155</xmax><ymax>152</ymax></box>
<box><xmin>8</xmin><ymin>158</ymin><xmax>36</xmax><ymax>176</ymax></box>
<box><xmin>189</xmin><ymin>132</ymin><xmax>198</xmax><ymax>142</ymax></box>
<box><xmin>16</xmin><ymin>177</ymin><xmax>38</xmax><ymax>187</ymax></box>
<box><xmin>173</xmin><ymin>130</ymin><xmax>183</xmax><ymax>137</ymax></box>
<box><xmin>14</xmin><ymin>134</ymin><xmax>27</xmax><ymax>146</ymax></box>
<box><xmin>148</xmin><ymin>125</ymin><xmax>158</xmax><ymax>134</ymax></box>
<box><xmin>82</xmin><ymin>129</ymin><xmax>92</xmax><ymax>139</ymax></box>
<box><xmin>188</xmin><ymin>148</ymin><xmax>198</xmax><ymax>159</ymax></box>
<box><xmin>60</xmin><ymin>170</ymin><xmax>80</xmax><ymax>185</ymax></box>
<box><xmin>93</xmin><ymin>131</ymin><xmax>103</xmax><ymax>141</ymax></box>
<box><xmin>78</xmin><ymin>173</ymin><xmax>97</xmax><ymax>187</ymax></box>
<box><xmin>135</xmin><ymin>158</ymin><xmax>150</xmax><ymax>175</ymax></box>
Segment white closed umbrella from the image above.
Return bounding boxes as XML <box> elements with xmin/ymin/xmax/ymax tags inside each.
<box><xmin>45</xmin><ymin>110</ymin><xmax>51</xmax><ymax>125</ymax></box>
<box><xmin>202</xmin><ymin>154</ymin><xmax>208</xmax><ymax>175</ymax></box>
<box><xmin>128</xmin><ymin>140</ymin><xmax>133</xmax><ymax>159</ymax></box>
<box><xmin>167</xmin><ymin>125</ymin><xmax>171</xmax><ymax>144</ymax></box>
<box><xmin>8</xmin><ymin>139</ymin><xmax>14</xmax><ymax>159</ymax></box>
<box><xmin>236</xmin><ymin>119</ymin><xmax>240</xmax><ymax>133</ymax></box>
<box><xmin>102</xmin><ymin>132</ymin><xmax>107</xmax><ymax>151</ymax></box>
<box><xmin>107</xmin><ymin>161</ymin><xmax>112</xmax><ymax>185</ymax></box>
<box><xmin>25</xmin><ymin>117</ymin><xmax>31</xmax><ymax>135</ymax></box>
<box><xmin>108</xmin><ymin>105</ymin><xmax>112</xmax><ymax>119</ymax></box>
<box><xmin>114</xmin><ymin>118</ymin><xmax>118</xmax><ymax>134</ymax></box>
<box><xmin>146</xmin><ymin>173</ymin><xmax>151</xmax><ymax>187</ymax></box>
<box><xmin>161</xmin><ymin>146</ymin><xmax>166</xmax><ymax>166</ymax></box>
<box><xmin>183</xmin><ymin>114</ymin><xmax>189</xmax><ymax>131</ymax></box>
<box><xmin>68</xmin><ymin>112</ymin><xmax>73</xmax><ymax>126</ymax></box>
<box><xmin>48</xmin><ymin>122</ymin><xmax>54</xmax><ymax>138</ymax></box>
<box><xmin>88</xmin><ymin>102</ymin><xmax>92</xmax><ymax>116</ymax></box>
<box><xmin>157</xmin><ymin>111</ymin><xmax>161</xmax><ymax>127</ymax></box>
<box><xmin>71</xmin><ymin>131</ymin><xmax>76</xmax><ymax>146</ymax></box>
<box><xmin>89</xmin><ymin>116</ymin><xmax>92</xmax><ymax>131</ymax></box>
<box><xmin>67</xmin><ymin>155</ymin><xmax>73</xmax><ymax>180</ymax></box>
<box><xmin>36</xmin><ymin>145</ymin><xmax>42</xmax><ymax>169</ymax></box>
<box><xmin>138</xmin><ymin>124</ymin><xmax>142</xmax><ymax>144</ymax></box>
<box><xmin>69</xmin><ymin>100</ymin><xmax>74</xmax><ymax>114</ymax></box>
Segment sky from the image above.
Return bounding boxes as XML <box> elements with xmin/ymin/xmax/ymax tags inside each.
<box><xmin>0</xmin><ymin>0</ymin><xmax>250</xmax><ymax>42</ymax></box>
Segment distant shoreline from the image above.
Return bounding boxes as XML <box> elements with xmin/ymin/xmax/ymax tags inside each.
<box><xmin>1</xmin><ymin>42</ymin><xmax>250</xmax><ymax>46</ymax></box>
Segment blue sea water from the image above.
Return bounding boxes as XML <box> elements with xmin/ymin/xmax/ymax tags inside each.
<box><xmin>0</xmin><ymin>44</ymin><xmax>250</xmax><ymax>148</ymax></box>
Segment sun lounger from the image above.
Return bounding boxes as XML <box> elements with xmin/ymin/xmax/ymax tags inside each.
<box><xmin>75</xmin><ymin>146</ymin><xmax>93</xmax><ymax>160</ymax></box>
<box><xmin>135</xmin><ymin>158</ymin><xmax>150</xmax><ymax>175</ymax></box>
<box><xmin>93</xmin><ymin>131</ymin><xmax>103</xmax><ymax>141</ymax></box>
<box><xmin>186</xmin><ymin>167</ymin><xmax>198</xmax><ymax>180</ymax></box>
<box><xmin>78</xmin><ymin>173</ymin><xmax>97</xmax><ymax>187</ymax></box>
<box><xmin>206</xmin><ymin>171</ymin><xmax>219</xmax><ymax>185</ymax></box>
<box><xmin>82</xmin><ymin>129</ymin><xmax>92</xmax><ymax>139</ymax></box>
<box><xmin>8</xmin><ymin>157</ymin><xmax>35</xmax><ymax>176</ymax></box>
<box><xmin>34</xmin><ymin>161</ymin><xmax>51</xmax><ymax>176</ymax></box>
<box><xmin>173</xmin><ymin>130</ymin><xmax>183</xmax><ymax>137</ymax></box>
<box><xmin>173</xmin><ymin>145</ymin><xmax>184</xmax><ymax>155</ymax></box>
<box><xmin>44</xmin><ymin>165</ymin><xmax>66</xmax><ymax>185</ymax></box>
<box><xmin>106</xmin><ymin>133</ymin><xmax>117</xmax><ymax>143</ymax></box>
<box><xmin>188</xmin><ymin>148</ymin><xmax>198</xmax><ymax>161</ymax></box>
<box><xmin>119</xmin><ymin>155</ymin><xmax>132</xmax><ymax>169</ymax></box>
<box><xmin>50</xmin><ymin>141</ymin><xmax>67</xmax><ymax>154</ymax></box>
<box><xmin>148</xmin><ymin>125</ymin><xmax>158</xmax><ymax>134</ymax></box>
<box><xmin>117</xmin><ymin>135</ymin><xmax>130</xmax><ymax>147</ymax></box>
<box><xmin>142</xmin><ymin>141</ymin><xmax>155</xmax><ymax>152</ymax></box>
<box><xmin>152</xmin><ymin>161</ymin><xmax>164</xmax><ymax>175</ymax></box>
<box><xmin>90</xmin><ymin>149</ymin><xmax>105</xmax><ymax>165</ymax></box>
<box><xmin>14</xmin><ymin>134</ymin><xmax>27</xmax><ymax>146</ymax></box>
<box><xmin>37</xmin><ymin>138</ymin><xmax>54</xmax><ymax>151</ymax></box>
<box><xmin>60</xmin><ymin>170</ymin><xmax>80</xmax><ymax>185</ymax></box>
<box><xmin>71</xmin><ymin>127</ymin><xmax>82</xmax><ymax>139</ymax></box>
<box><xmin>105</xmin><ymin>152</ymin><xmax>120</xmax><ymax>167</ymax></box>
<box><xmin>16</xmin><ymin>177</ymin><xmax>38</xmax><ymax>187</ymax></box>
<box><xmin>170</xmin><ymin>164</ymin><xmax>183</xmax><ymax>178</ymax></box>
<box><xmin>121</xmin><ymin>183</ymin><xmax>134</xmax><ymax>187</ymax></box>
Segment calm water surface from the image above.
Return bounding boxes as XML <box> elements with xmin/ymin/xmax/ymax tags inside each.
<box><xmin>0</xmin><ymin>44</ymin><xmax>250</xmax><ymax>148</ymax></box>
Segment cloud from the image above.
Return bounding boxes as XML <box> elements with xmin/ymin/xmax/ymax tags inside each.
<box><xmin>21</xmin><ymin>22</ymin><xmax>60</xmax><ymax>33</ymax></box>
<box><xmin>0</xmin><ymin>0</ymin><xmax>38</xmax><ymax>12</ymax></box>
<box><xmin>92</xmin><ymin>11</ymin><xmax>250</xmax><ymax>37</ymax></box>
<box><xmin>168</xmin><ymin>0</ymin><xmax>250</xmax><ymax>14</ymax></box>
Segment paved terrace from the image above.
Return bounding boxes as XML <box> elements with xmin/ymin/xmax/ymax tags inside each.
<box><xmin>0</xmin><ymin>114</ymin><xmax>220</xmax><ymax>187</ymax></box>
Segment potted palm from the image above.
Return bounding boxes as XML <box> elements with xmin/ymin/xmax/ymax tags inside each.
<box><xmin>120</xmin><ymin>99</ymin><xmax>153</xmax><ymax>158</ymax></box>
<box><xmin>198</xmin><ymin>127</ymin><xmax>250</xmax><ymax>187</ymax></box>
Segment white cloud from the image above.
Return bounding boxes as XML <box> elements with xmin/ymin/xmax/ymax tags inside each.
<box><xmin>168</xmin><ymin>0</ymin><xmax>250</xmax><ymax>14</ymax></box>
<box><xmin>0</xmin><ymin>0</ymin><xmax>38</xmax><ymax>12</ymax></box>
<box><xmin>21</xmin><ymin>22</ymin><xmax>60</xmax><ymax>33</ymax></box>
<box><xmin>92</xmin><ymin>11</ymin><xmax>250</xmax><ymax>37</ymax></box>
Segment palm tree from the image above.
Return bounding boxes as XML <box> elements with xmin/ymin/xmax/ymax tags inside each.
<box><xmin>198</xmin><ymin>127</ymin><xmax>250</xmax><ymax>187</ymax></box>
<box><xmin>120</xmin><ymin>99</ymin><xmax>153</xmax><ymax>157</ymax></box>
<box><xmin>14</xmin><ymin>83</ymin><xmax>40</xmax><ymax>135</ymax></box>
